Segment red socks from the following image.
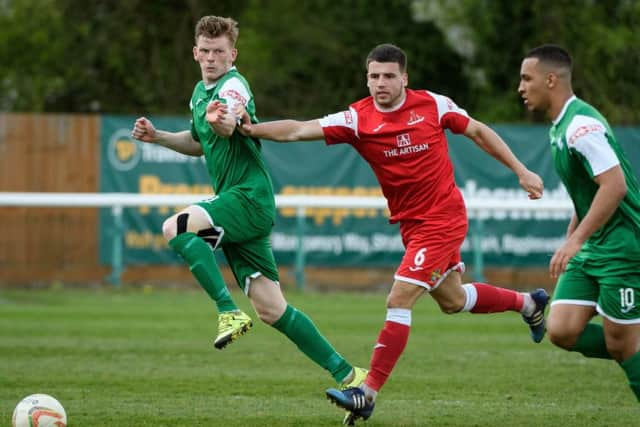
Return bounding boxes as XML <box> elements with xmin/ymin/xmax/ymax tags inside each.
<box><xmin>467</xmin><ymin>282</ymin><xmax>524</xmax><ymax>313</ymax></box>
<box><xmin>364</xmin><ymin>283</ymin><xmax>524</xmax><ymax>392</ymax></box>
<box><xmin>365</xmin><ymin>320</ymin><xmax>410</xmax><ymax>391</ymax></box>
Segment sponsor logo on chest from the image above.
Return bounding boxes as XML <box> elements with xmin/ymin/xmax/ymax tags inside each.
<box><xmin>397</xmin><ymin>133</ymin><xmax>411</xmax><ymax>147</ymax></box>
<box><xmin>383</xmin><ymin>132</ymin><xmax>429</xmax><ymax>158</ymax></box>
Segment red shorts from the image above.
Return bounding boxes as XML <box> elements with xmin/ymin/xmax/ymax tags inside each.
<box><xmin>394</xmin><ymin>219</ymin><xmax>467</xmax><ymax>291</ymax></box>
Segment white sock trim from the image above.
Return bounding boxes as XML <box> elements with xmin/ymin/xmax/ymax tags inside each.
<box><xmin>461</xmin><ymin>283</ymin><xmax>477</xmax><ymax>312</ymax></box>
<box><xmin>386</xmin><ymin>308</ymin><xmax>412</xmax><ymax>326</ymax></box>
<box><xmin>521</xmin><ymin>293</ymin><xmax>535</xmax><ymax>316</ymax></box>
<box><xmin>361</xmin><ymin>383</ymin><xmax>378</xmax><ymax>402</ymax></box>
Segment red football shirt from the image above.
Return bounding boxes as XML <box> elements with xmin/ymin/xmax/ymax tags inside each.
<box><xmin>319</xmin><ymin>89</ymin><xmax>470</xmax><ymax>225</ymax></box>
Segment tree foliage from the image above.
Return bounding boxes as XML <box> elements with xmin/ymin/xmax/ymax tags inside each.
<box><xmin>0</xmin><ymin>0</ymin><xmax>247</xmax><ymax>113</ymax></box>
<box><xmin>421</xmin><ymin>0</ymin><xmax>640</xmax><ymax>123</ymax></box>
<box><xmin>237</xmin><ymin>0</ymin><xmax>468</xmax><ymax>119</ymax></box>
<box><xmin>1</xmin><ymin>0</ymin><xmax>638</xmax><ymax>123</ymax></box>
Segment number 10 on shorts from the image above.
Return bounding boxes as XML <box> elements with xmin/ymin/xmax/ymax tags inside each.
<box><xmin>619</xmin><ymin>288</ymin><xmax>635</xmax><ymax>314</ymax></box>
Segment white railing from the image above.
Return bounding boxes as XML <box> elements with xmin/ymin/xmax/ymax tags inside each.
<box><xmin>0</xmin><ymin>191</ymin><xmax>573</xmax><ymax>213</ymax></box>
<box><xmin>0</xmin><ymin>192</ymin><xmax>574</xmax><ymax>286</ymax></box>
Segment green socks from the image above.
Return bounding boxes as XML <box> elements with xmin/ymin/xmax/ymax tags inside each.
<box><xmin>570</xmin><ymin>323</ymin><xmax>612</xmax><ymax>360</ymax></box>
<box><xmin>169</xmin><ymin>232</ymin><xmax>238</xmax><ymax>313</ymax></box>
<box><xmin>571</xmin><ymin>323</ymin><xmax>640</xmax><ymax>401</ymax></box>
<box><xmin>620</xmin><ymin>351</ymin><xmax>640</xmax><ymax>401</ymax></box>
<box><xmin>272</xmin><ymin>304</ymin><xmax>352</xmax><ymax>383</ymax></box>
<box><xmin>170</xmin><ymin>232</ymin><xmax>350</xmax><ymax>385</ymax></box>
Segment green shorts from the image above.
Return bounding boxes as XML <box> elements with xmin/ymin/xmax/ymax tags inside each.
<box><xmin>195</xmin><ymin>189</ymin><xmax>279</xmax><ymax>293</ymax></box>
<box><xmin>552</xmin><ymin>260</ymin><xmax>640</xmax><ymax>324</ymax></box>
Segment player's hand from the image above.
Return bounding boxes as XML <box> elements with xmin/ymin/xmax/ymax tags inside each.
<box><xmin>206</xmin><ymin>100</ymin><xmax>229</xmax><ymax>126</ymax></box>
<box><xmin>233</xmin><ymin>105</ymin><xmax>252</xmax><ymax>136</ymax></box>
<box><xmin>549</xmin><ymin>238</ymin><xmax>581</xmax><ymax>278</ymax></box>
<box><xmin>518</xmin><ymin>170</ymin><xmax>543</xmax><ymax>200</ymax></box>
<box><xmin>132</xmin><ymin>117</ymin><xmax>157</xmax><ymax>143</ymax></box>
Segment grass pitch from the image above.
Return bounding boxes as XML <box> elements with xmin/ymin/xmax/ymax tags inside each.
<box><xmin>0</xmin><ymin>286</ymin><xmax>637</xmax><ymax>426</ymax></box>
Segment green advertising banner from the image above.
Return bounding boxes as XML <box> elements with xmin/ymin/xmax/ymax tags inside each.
<box><xmin>99</xmin><ymin>116</ymin><xmax>210</xmax><ymax>265</ymax></box>
<box><xmin>99</xmin><ymin>116</ymin><xmax>640</xmax><ymax>268</ymax></box>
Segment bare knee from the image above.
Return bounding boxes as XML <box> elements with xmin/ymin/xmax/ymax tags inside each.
<box><xmin>386</xmin><ymin>293</ymin><xmax>406</xmax><ymax>309</ymax></box>
<box><xmin>387</xmin><ymin>291</ymin><xmax>421</xmax><ymax>310</ymax></box>
<box><xmin>428</xmin><ymin>272</ymin><xmax>464</xmax><ymax>314</ymax></box>
<box><xmin>162</xmin><ymin>217</ymin><xmax>177</xmax><ymax>241</ymax></box>
<box><xmin>249</xmin><ymin>276</ymin><xmax>287</xmax><ymax>325</ymax></box>
<box><xmin>254</xmin><ymin>304</ymin><xmax>284</xmax><ymax>325</ymax></box>
<box><xmin>437</xmin><ymin>299</ymin><xmax>464</xmax><ymax>314</ymax></box>
<box><xmin>547</xmin><ymin>328</ymin><xmax>578</xmax><ymax>350</ymax></box>
<box><xmin>605</xmin><ymin>340</ymin><xmax>626</xmax><ymax>362</ymax></box>
<box><xmin>604</xmin><ymin>324</ymin><xmax>640</xmax><ymax>362</ymax></box>
<box><xmin>546</xmin><ymin>305</ymin><xmax>596</xmax><ymax>351</ymax></box>
<box><xmin>163</xmin><ymin>208</ymin><xmax>212</xmax><ymax>242</ymax></box>
<box><xmin>547</xmin><ymin>316</ymin><xmax>580</xmax><ymax>350</ymax></box>
<box><xmin>431</xmin><ymin>288</ymin><xmax>465</xmax><ymax>314</ymax></box>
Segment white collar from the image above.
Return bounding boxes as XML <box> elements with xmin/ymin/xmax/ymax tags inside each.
<box><xmin>552</xmin><ymin>95</ymin><xmax>577</xmax><ymax>125</ymax></box>
<box><xmin>203</xmin><ymin>66</ymin><xmax>237</xmax><ymax>90</ymax></box>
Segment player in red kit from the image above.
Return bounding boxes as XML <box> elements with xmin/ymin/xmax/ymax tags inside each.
<box><xmin>208</xmin><ymin>43</ymin><xmax>547</xmax><ymax>424</ymax></box>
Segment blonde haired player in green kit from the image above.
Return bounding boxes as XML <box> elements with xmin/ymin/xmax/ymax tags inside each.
<box><xmin>131</xmin><ymin>15</ymin><xmax>365</xmax><ymax>391</ymax></box>
<box><xmin>519</xmin><ymin>44</ymin><xmax>640</xmax><ymax>401</ymax></box>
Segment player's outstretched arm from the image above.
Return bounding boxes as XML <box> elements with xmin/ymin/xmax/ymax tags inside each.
<box><xmin>464</xmin><ymin>118</ymin><xmax>543</xmax><ymax>199</ymax></box>
<box><xmin>235</xmin><ymin>107</ymin><xmax>324</xmax><ymax>143</ymax></box>
<box><xmin>246</xmin><ymin>119</ymin><xmax>324</xmax><ymax>142</ymax></box>
<box><xmin>132</xmin><ymin>117</ymin><xmax>202</xmax><ymax>156</ymax></box>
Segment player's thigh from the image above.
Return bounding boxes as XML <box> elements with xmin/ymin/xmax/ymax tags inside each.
<box><xmin>222</xmin><ymin>235</ymin><xmax>280</xmax><ymax>295</ymax></box>
<box><xmin>195</xmin><ymin>191</ymin><xmax>274</xmax><ymax>245</ymax></box>
<box><xmin>428</xmin><ymin>271</ymin><xmax>466</xmax><ymax>313</ymax></box>
<box><xmin>547</xmin><ymin>304</ymin><xmax>596</xmax><ymax>342</ymax></box>
<box><xmin>548</xmin><ymin>262</ymin><xmax>598</xmax><ymax>336</ymax></box>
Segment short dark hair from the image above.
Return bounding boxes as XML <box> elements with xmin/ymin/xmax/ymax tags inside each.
<box><xmin>525</xmin><ymin>44</ymin><xmax>572</xmax><ymax>70</ymax></box>
<box><xmin>366</xmin><ymin>44</ymin><xmax>407</xmax><ymax>72</ymax></box>
<box><xmin>195</xmin><ymin>16</ymin><xmax>239</xmax><ymax>45</ymax></box>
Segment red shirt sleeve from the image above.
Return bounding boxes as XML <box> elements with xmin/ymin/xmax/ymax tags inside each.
<box><xmin>441</xmin><ymin>111</ymin><xmax>470</xmax><ymax>134</ymax></box>
<box><xmin>319</xmin><ymin>109</ymin><xmax>358</xmax><ymax>145</ymax></box>
<box><xmin>429</xmin><ymin>91</ymin><xmax>470</xmax><ymax>134</ymax></box>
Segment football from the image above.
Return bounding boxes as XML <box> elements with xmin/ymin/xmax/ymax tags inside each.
<box><xmin>12</xmin><ymin>394</ymin><xmax>67</xmax><ymax>427</ymax></box>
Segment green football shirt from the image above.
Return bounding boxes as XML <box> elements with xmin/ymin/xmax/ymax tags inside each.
<box><xmin>549</xmin><ymin>96</ymin><xmax>640</xmax><ymax>267</ymax></box>
<box><xmin>189</xmin><ymin>66</ymin><xmax>275</xmax><ymax>210</ymax></box>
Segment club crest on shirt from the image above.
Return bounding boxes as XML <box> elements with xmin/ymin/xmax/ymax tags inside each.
<box><xmin>550</xmin><ymin>135</ymin><xmax>565</xmax><ymax>149</ymax></box>
<box><xmin>407</xmin><ymin>110</ymin><xmax>424</xmax><ymax>125</ymax></box>
<box><xmin>430</xmin><ymin>269</ymin><xmax>442</xmax><ymax>283</ymax></box>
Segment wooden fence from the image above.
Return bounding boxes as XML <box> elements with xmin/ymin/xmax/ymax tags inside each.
<box><xmin>0</xmin><ymin>114</ymin><xmax>108</xmax><ymax>283</ymax></box>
